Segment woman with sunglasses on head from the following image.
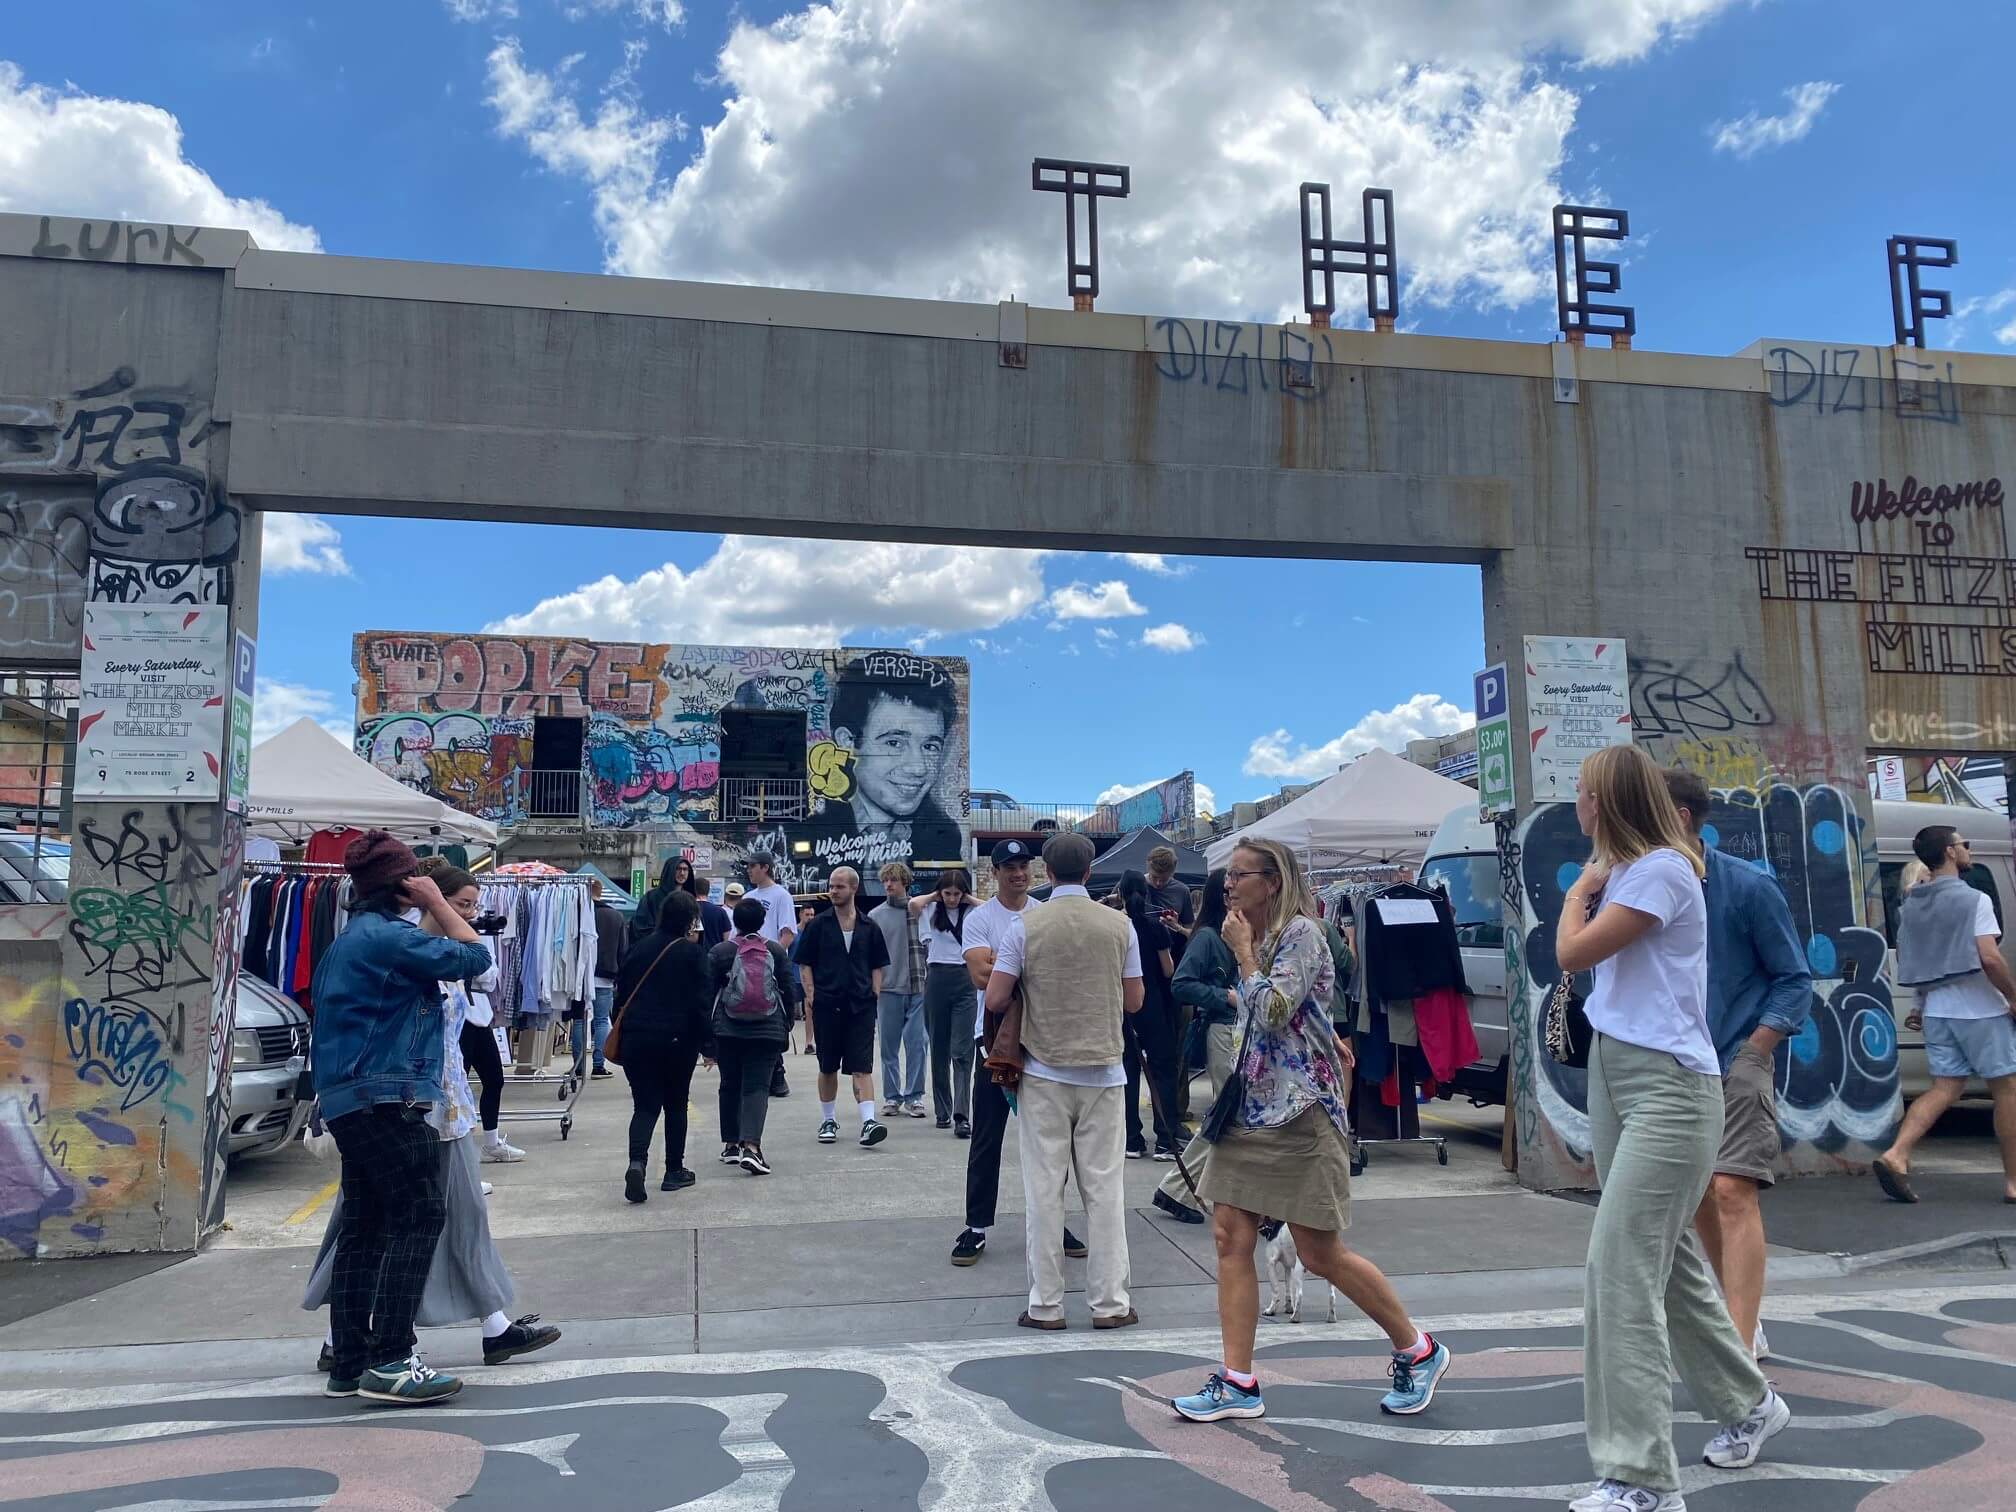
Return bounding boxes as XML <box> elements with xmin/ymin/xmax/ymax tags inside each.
<box><xmin>1558</xmin><ymin>744</ymin><xmax>1787</xmax><ymax>1512</ymax></box>
<box><xmin>915</xmin><ymin>867</ymin><xmax>979</xmax><ymax>1134</ymax></box>
<box><xmin>1171</xmin><ymin>838</ymin><xmax>1450</xmax><ymax>1426</ymax></box>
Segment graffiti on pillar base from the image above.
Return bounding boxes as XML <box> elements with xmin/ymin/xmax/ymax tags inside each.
<box><xmin>1513</xmin><ymin>781</ymin><xmax>1899</xmax><ymax>1179</ymax></box>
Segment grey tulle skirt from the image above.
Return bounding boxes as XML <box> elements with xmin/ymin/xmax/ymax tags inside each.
<box><xmin>302</xmin><ymin>1133</ymin><xmax>514</xmax><ymax>1326</ymax></box>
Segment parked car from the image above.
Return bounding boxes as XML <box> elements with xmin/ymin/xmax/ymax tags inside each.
<box><xmin>228</xmin><ymin>974</ymin><xmax>312</xmax><ymax>1161</ymax></box>
<box><xmin>0</xmin><ymin>836</ymin><xmax>69</xmax><ymax>903</ymax></box>
<box><xmin>968</xmin><ymin>788</ymin><xmax>1062</xmax><ymax>833</ymax></box>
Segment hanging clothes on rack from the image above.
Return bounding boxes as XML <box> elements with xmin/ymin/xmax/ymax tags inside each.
<box><xmin>466</xmin><ymin>877</ymin><xmax>596</xmax><ymax>1032</ymax></box>
<box><xmin>238</xmin><ymin>864</ymin><xmax>353</xmax><ymax>1011</ymax></box>
<box><xmin>1347</xmin><ymin>881</ymin><xmax>1476</xmax><ymax>1155</ymax></box>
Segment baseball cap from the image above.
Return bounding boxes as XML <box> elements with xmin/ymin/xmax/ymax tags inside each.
<box><xmin>991</xmin><ymin>838</ymin><xmax>1036</xmax><ymax>867</ymax></box>
<box><xmin>724</xmin><ymin>881</ymin><xmax>746</xmax><ymax>899</ymax></box>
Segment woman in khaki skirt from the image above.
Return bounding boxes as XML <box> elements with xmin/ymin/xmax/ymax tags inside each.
<box><xmin>1170</xmin><ymin>838</ymin><xmax>1452</xmax><ymax>1425</ymax></box>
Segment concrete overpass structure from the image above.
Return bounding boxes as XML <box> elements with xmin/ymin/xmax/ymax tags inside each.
<box><xmin>5</xmin><ymin>209</ymin><xmax>2016</xmax><ymax>1255</ymax></box>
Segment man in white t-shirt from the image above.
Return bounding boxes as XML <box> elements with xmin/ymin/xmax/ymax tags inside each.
<box><xmin>745</xmin><ymin>853</ymin><xmax>800</xmax><ymax>1097</ymax></box>
<box><xmin>986</xmin><ymin>832</ymin><xmax>1142</xmax><ymax>1330</ymax></box>
<box><xmin>948</xmin><ymin>839</ymin><xmax>1081</xmax><ymax>1269</ymax></box>
<box><xmin>1878</xmin><ymin>824</ymin><xmax>2016</xmax><ymax>1203</ymax></box>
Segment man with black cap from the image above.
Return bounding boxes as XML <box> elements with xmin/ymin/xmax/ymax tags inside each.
<box><xmin>310</xmin><ymin>831</ymin><xmax>495</xmax><ymax>1406</ymax></box>
<box><xmin>948</xmin><ymin>838</ymin><xmax>1083</xmax><ymax>1268</ymax></box>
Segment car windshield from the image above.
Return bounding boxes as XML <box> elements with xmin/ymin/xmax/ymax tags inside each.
<box><xmin>0</xmin><ymin>838</ymin><xmax>69</xmax><ymax>903</ymax></box>
<box><xmin>1419</xmin><ymin>853</ymin><xmax>1503</xmax><ymax>948</ymax></box>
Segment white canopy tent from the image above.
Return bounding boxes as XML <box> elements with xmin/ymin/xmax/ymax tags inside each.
<box><xmin>246</xmin><ymin>718</ymin><xmax>499</xmax><ymax>848</ymax></box>
<box><xmin>1206</xmin><ymin>748</ymin><xmax>1475</xmax><ymax>873</ymax></box>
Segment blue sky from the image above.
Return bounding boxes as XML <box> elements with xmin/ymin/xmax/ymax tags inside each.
<box><xmin>7</xmin><ymin>0</ymin><xmax>2015</xmax><ymax>814</ymax></box>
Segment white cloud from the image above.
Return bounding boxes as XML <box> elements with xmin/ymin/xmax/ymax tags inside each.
<box><xmin>1245</xmin><ymin>691</ymin><xmax>1474</xmax><ymax>779</ymax></box>
<box><xmin>262</xmin><ymin>514</ymin><xmax>351</xmax><ymax>576</ymax></box>
<box><xmin>0</xmin><ymin>63</ymin><xmax>320</xmax><ymax>250</ymax></box>
<box><xmin>484</xmin><ymin>0</ymin><xmax>1740</xmax><ymax>319</ymax></box>
<box><xmin>1114</xmin><ymin>553</ymin><xmax>1187</xmax><ymax>577</ymax></box>
<box><xmin>1140</xmin><ymin>622</ymin><xmax>1201</xmax><ymax>653</ymax></box>
<box><xmin>1710</xmin><ymin>81</ymin><xmax>1839</xmax><ymax>159</ymax></box>
<box><xmin>1049</xmin><ymin>580</ymin><xmax>1146</xmax><ymax>621</ymax></box>
<box><xmin>253</xmin><ymin>679</ymin><xmax>350</xmax><ymax>743</ymax></box>
<box><xmin>1093</xmin><ymin>627</ymin><xmax>1118</xmax><ymax>643</ymax></box>
<box><xmin>487</xmin><ymin>535</ymin><xmax>1049</xmax><ymax>644</ymax></box>
<box><xmin>560</xmin><ymin>0</ymin><xmax>684</xmax><ymax>26</ymax></box>
<box><xmin>444</xmin><ymin>0</ymin><xmax>518</xmax><ymax>20</ymax></box>
<box><xmin>1951</xmin><ymin>288</ymin><xmax>2016</xmax><ymax>349</ymax></box>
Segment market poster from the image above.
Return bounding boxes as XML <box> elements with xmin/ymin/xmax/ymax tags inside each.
<box><xmin>1522</xmin><ymin>635</ymin><xmax>1632</xmax><ymax>803</ymax></box>
<box><xmin>227</xmin><ymin>631</ymin><xmax>257</xmax><ymax>812</ymax></box>
<box><xmin>76</xmin><ymin>605</ymin><xmax>230</xmax><ymax>800</ymax></box>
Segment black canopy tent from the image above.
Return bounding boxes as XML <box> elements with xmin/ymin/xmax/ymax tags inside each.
<box><xmin>1083</xmin><ymin>826</ymin><xmax>1210</xmax><ymax>894</ymax></box>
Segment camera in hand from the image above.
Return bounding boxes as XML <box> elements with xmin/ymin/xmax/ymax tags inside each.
<box><xmin>471</xmin><ymin>911</ymin><xmax>509</xmax><ymax>937</ymax></box>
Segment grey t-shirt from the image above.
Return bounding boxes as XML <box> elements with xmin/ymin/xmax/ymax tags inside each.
<box><xmin>868</xmin><ymin>900</ymin><xmax>920</xmax><ymax>995</ymax></box>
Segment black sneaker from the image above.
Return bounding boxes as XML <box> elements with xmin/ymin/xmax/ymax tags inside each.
<box><xmin>1153</xmin><ymin>1142</ymin><xmax>1176</xmax><ymax>1162</ymax></box>
<box><xmin>483</xmin><ymin>1314</ymin><xmax>562</xmax><ymax>1365</ymax></box>
<box><xmin>740</xmin><ymin>1147</ymin><xmax>772</xmax><ymax>1176</ymax></box>
<box><xmin>1126</xmin><ymin>1144</ymin><xmax>1148</xmax><ymax>1160</ymax></box>
<box><xmin>817</xmin><ymin>1118</ymin><xmax>839</xmax><ymax>1144</ymax></box>
<box><xmin>860</xmin><ymin>1119</ymin><xmax>889</xmax><ymax>1147</ymax></box>
<box><xmin>951</xmin><ymin>1227</ymin><xmax>987</xmax><ymax>1266</ymax></box>
<box><xmin>660</xmin><ymin>1167</ymin><xmax>697</xmax><ymax>1191</ymax></box>
<box><xmin>936</xmin><ymin>1116</ymin><xmax>952</xmax><ymax>1129</ymax></box>
<box><xmin>317</xmin><ymin>1343</ymin><xmax>335</xmax><ymax>1373</ymax></box>
<box><xmin>953</xmin><ymin>1116</ymin><xmax>971</xmax><ymax>1140</ymax></box>
<box><xmin>1153</xmin><ymin>1188</ymin><xmax>1206</xmax><ymax>1224</ymax></box>
<box><xmin>1063</xmin><ymin>1228</ymin><xmax>1088</xmax><ymax>1259</ymax></box>
<box><xmin>624</xmin><ymin>1162</ymin><xmax>648</xmax><ymax>1204</ymax></box>
<box><xmin>770</xmin><ymin>1067</ymin><xmax>790</xmax><ymax>1098</ymax></box>
<box><xmin>721</xmin><ymin>1143</ymin><xmax>742</xmax><ymax>1164</ymax></box>
<box><xmin>591</xmin><ymin>1066</ymin><xmax>615</xmax><ymax>1080</ymax></box>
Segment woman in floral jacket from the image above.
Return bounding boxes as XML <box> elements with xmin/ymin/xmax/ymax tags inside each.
<box><xmin>1171</xmin><ymin>838</ymin><xmax>1452</xmax><ymax>1426</ymax></box>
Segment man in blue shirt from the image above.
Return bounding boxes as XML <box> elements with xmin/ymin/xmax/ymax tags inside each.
<box><xmin>1665</xmin><ymin>769</ymin><xmax>1814</xmax><ymax>1359</ymax></box>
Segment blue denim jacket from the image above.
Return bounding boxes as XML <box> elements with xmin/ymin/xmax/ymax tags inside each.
<box><xmin>1703</xmin><ymin>846</ymin><xmax>1815</xmax><ymax>1072</ymax></box>
<box><xmin>309</xmin><ymin>911</ymin><xmax>497</xmax><ymax>1122</ymax></box>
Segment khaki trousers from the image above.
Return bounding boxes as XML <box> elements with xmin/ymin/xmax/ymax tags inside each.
<box><xmin>1018</xmin><ymin>1076</ymin><xmax>1131</xmax><ymax>1322</ymax></box>
<box><xmin>1157</xmin><ymin>1022</ymin><xmax>1236</xmax><ymax>1211</ymax></box>
<box><xmin>1585</xmin><ymin>1034</ymin><xmax>1767</xmax><ymax>1491</ymax></box>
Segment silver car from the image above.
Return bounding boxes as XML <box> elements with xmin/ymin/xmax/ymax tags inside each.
<box><xmin>228</xmin><ymin>975</ymin><xmax>312</xmax><ymax>1160</ymax></box>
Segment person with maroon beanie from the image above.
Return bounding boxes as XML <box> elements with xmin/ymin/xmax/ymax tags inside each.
<box><xmin>309</xmin><ymin>831</ymin><xmax>494</xmax><ymax>1406</ymax></box>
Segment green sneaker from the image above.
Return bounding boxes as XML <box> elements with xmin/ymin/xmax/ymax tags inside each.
<box><xmin>324</xmin><ymin>1375</ymin><xmax>361</xmax><ymax>1398</ymax></box>
<box><xmin>358</xmin><ymin>1354</ymin><xmax>462</xmax><ymax>1406</ymax></box>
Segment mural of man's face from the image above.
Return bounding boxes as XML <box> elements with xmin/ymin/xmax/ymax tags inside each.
<box><xmin>838</xmin><ymin>693</ymin><xmax>948</xmax><ymax>825</ymax></box>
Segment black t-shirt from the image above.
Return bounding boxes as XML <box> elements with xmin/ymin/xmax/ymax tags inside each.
<box><xmin>1136</xmin><ymin>914</ymin><xmax>1175</xmax><ymax>1014</ymax></box>
<box><xmin>1146</xmin><ymin>878</ymin><xmax>1195</xmax><ymax>929</ymax></box>
<box><xmin>795</xmin><ymin>908</ymin><xmax>892</xmax><ymax>1009</ymax></box>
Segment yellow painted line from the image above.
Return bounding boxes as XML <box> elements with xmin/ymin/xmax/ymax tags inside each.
<box><xmin>283</xmin><ymin>1178</ymin><xmax>339</xmax><ymax>1227</ymax></box>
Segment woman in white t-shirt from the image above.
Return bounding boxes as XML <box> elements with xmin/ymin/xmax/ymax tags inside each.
<box><xmin>1554</xmin><ymin>745</ymin><xmax>1782</xmax><ymax>1511</ymax></box>
<box><xmin>914</xmin><ymin>868</ymin><xmax>979</xmax><ymax>1133</ymax></box>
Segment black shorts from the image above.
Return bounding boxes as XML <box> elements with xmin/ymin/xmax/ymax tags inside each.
<box><xmin>813</xmin><ymin>1002</ymin><xmax>877</xmax><ymax>1075</ymax></box>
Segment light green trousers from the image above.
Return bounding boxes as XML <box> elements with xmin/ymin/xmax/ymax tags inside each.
<box><xmin>1585</xmin><ymin>1034</ymin><xmax>1767</xmax><ymax>1491</ymax></box>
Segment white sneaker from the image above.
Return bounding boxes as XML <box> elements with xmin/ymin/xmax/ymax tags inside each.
<box><xmin>904</xmin><ymin>1100</ymin><xmax>928</xmax><ymax>1118</ymax></box>
<box><xmin>1752</xmin><ymin>1323</ymin><xmax>1769</xmax><ymax>1360</ymax></box>
<box><xmin>1703</xmin><ymin>1387</ymin><xmax>1790</xmax><ymax>1469</ymax></box>
<box><xmin>1569</xmin><ymin>1483</ymin><xmax>1626</xmax><ymax>1512</ymax></box>
<box><xmin>480</xmin><ymin>1180</ymin><xmax>494</xmax><ymax>1197</ymax></box>
<box><xmin>481</xmin><ymin>1138</ymin><xmax>526</xmax><ymax>1164</ymax></box>
<box><xmin>1594</xmin><ymin>1490</ymin><xmax>1683</xmax><ymax>1512</ymax></box>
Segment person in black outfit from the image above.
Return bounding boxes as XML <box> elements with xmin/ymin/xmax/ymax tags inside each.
<box><xmin>614</xmin><ymin>890</ymin><xmax>714</xmax><ymax>1202</ymax></box>
<box><xmin>690</xmin><ymin>873</ymin><xmax>733</xmax><ymax>948</ymax></box>
<box><xmin>1119</xmin><ymin>870</ymin><xmax>1184</xmax><ymax>1160</ymax></box>
<box><xmin>794</xmin><ymin>865</ymin><xmax>893</xmax><ymax>1149</ymax></box>
<box><xmin>707</xmin><ymin>896</ymin><xmax>799</xmax><ymax>1175</ymax></box>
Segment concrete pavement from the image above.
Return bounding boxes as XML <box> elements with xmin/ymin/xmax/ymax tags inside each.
<box><xmin>3</xmin><ymin>1071</ymin><xmax>2013</xmax><ymax>1507</ymax></box>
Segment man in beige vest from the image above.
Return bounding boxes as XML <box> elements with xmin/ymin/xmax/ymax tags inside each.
<box><xmin>984</xmin><ymin>832</ymin><xmax>1143</xmax><ymax>1329</ymax></box>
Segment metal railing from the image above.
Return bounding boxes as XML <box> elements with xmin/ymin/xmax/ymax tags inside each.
<box><xmin>511</xmin><ymin>768</ymin><xmax>588</xmax><ymax>824</ymax></box>
<box><xmin>719</xmin><ymin>777</ymin><xmax>809</xmax><ymax>822</ymax></box>
<box><xmin>968</xmin><ymin>802</ymin><xmax>1117</xmax><ymax>835</ymax></box>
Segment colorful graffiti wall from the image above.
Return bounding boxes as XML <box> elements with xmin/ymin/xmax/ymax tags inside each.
<box><xmin>355</xmin><ymin>634</ymin><xmax>970</xmax><ymax>884</ymax></box>
<box><xmin>1089</xmin><ymin>772</ymin><xmax>1197</xmax><ymax>835</ymax></box>
<box><xmin>1501</xmin><ymin>675</ymin><xmax>1901</xmax><ymax>1188</ymax></box>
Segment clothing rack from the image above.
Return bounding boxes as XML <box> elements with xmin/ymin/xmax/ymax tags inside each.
<box><xmin>475</xmin><ymin>874</ymin><xmax>596</xmax><ymax>1142</ymax></box>
<box><xmin>1346</xmin><ymin>880</ymin><xmax>1467</xmax><ymax>1173</ymax></box>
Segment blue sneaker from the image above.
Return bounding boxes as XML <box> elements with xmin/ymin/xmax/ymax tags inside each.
<box><xmin>1379</xmin><ymin>1336</ymin><xmax>1450</xmax><ymax>1415</ymax></box>
<box><xmin>1172</xmin><ymin>1372</ymin><xmax>1265</xmax><ymax>1422</ymax></box>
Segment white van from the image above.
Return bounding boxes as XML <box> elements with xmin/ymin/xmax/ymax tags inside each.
<box><xmin>1417</xmin><ymin>797</ymin><xmax>2014</xmax><ymax>1108</ymax></box>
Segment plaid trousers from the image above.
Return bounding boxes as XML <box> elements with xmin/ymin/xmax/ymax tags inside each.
<box><xmin>327</xmin><ymin>1104</ymin><xmax>449</xmax><ymax>1377</ymax></box>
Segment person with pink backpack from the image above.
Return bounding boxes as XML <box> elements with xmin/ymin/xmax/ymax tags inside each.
<box><xmin>706</xmin><ymin>895</ymin><xmax>800</xmax><ymax>1175</ymax></box>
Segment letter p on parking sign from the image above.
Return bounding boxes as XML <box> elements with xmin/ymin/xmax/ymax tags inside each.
<box><xmin>1474</xmin><ymin>662</ymin><xmax>1514</xmax><ymax>818</ymax></box>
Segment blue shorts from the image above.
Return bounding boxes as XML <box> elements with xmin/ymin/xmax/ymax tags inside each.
<box><xmin>1923</xmin><ymin>1013</ymin><xmax>2016</xmax><ymax>1081</ymax></box>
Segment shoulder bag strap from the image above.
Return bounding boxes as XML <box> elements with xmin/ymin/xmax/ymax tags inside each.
<box><xmin>611</xmin><ymin>940</ymin><xmax>679</xmax><ymax>1031</ymax></box>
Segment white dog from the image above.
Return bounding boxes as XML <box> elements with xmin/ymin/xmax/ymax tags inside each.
<box><xmin>1259</xmin><ymin>1219</ymin><xmax>1335</xmax><ymax>1324</ymax></box>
